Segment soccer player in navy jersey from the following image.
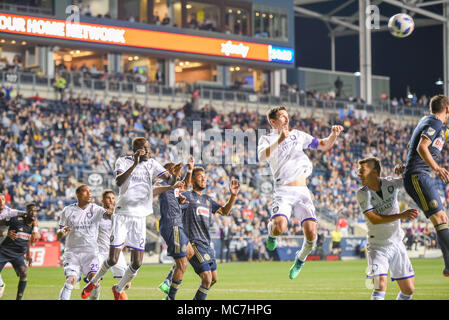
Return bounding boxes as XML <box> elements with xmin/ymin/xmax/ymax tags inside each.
<box><xmin>0</xmin><ymin>203</ymin><xmax>38</xmax><ymax>300</ymax></box>
<box><xmin>402</xmin><ymin>94</ymin><xmax>449</xmax><ymax>277</ymax></box>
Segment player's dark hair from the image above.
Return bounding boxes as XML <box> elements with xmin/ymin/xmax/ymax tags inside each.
<box><xmin>132</xmin><ymin>137</ymin><xmax>146</xmax><ymax>151</ymax></box>
<box><xmin>429</xmin><ymin>95</ymin><xmax>449</xmax><ymax>114</ymax></box>
<box><xmin>164</xmin><ymin>162</ymin><xmax>175</xmax><ymax>170</ymax></box>
<box><xmin>102</xmin><ymin>189</ymin><xmax>114</xmax><ymax>199</ymax></box>
<box><xmin>75</xmin><ymin>184</ymin><xmax>88</xmax><ymax>195</ymax></box>
<box><xmin>266</xmin><ymin>106</ymin><xmax>287</xmax><ymax>124</ymax></box>
<box><xmin>358</xmin><ymin>157</ymin><xmax>381</xmax><ymax>175</ymax></box>
<box><xmin>192</xmin><ymin>166</ymin><xmax>205</xmax><ymax>177</ymax></box>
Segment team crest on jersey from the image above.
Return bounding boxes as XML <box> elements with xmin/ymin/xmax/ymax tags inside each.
<box><xmin>429</xmin><ymin>199</ymin><xmax>439</xmax><ymax>209</ymax></box>
<box><xmin>181</xmin><ymin>244</ymin><xmax>187</xmax><ymax>253</ymax></box>
<box><xmin>290</xmin><ymin>135</ymin><xmax>297</xmax><ymax>141</ymax></box>
<box><xmin>204</xmin><ymin>253</ymin><xmax>211</xmax><ymax>261</ymax></box>
<box><xmin>272</xmin><ymin>206</ymin><xmax>279</xmax><ymax>214</ymax></box>
<box><xmin>427</xmin><ymin>127</ymin><xmax>436</xmax><ymax>136</ymax></box>
<box><xmin>388</xmin><ymin>186</ymin><xmax>394</xmax><ymax>194</ymax></box>
<box><xmin>196</xmin><ymin>206</ymin><xmax>210</xmax><ymax>217</ymax></box>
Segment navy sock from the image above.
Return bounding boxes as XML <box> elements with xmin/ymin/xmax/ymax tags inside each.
<box><xmin>16</xmin><ymin>280</ymin><xmax>27</xmax><ymax>300</ymax></box>
<box><xmin>436</xmin><ymin>225</ymin><xmax>449</xmax><ymax>268</ymax></box>
<box><xmin>168</xmin><ymin>279</ymin><xmax>182</xmax><ymax>300</ymax></box>
<box><xmin>193</xmin><ymin>285</ymin><xmax>209</xmax><ymax>300</ymax></box>
<box><xmin>165</xmin><ymin>264</ymin><xmax>176</xmax><ymax>283</ymax></box>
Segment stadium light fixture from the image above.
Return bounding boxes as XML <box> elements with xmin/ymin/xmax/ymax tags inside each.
<box><xmin>186</xmin><ymin>4</ymin><xmax>192</xmax><ymax>9</ymax></box>
<box><xmin>11</xmin><ymin>40</ymin><xmax>16</xmax><ymax>44</ymax></box>
<box><xmin>435</xmin><ymin>78</ymin><xmax>444</xmax><ymax>86</ymax></box>
<box><xmin>354</xmin><ymin>71</ymin><xmax>360</xmax><ymax>76</ymax></box>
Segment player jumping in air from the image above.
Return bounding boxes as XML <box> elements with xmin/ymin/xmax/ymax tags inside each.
<box><xmin>82</xmin><ymin>137</ymin><xmax>178</xmax><ymax>300</ymax></box>
<box><xmin>257</xmin><ymin>106</ymin><xmax>343</xmax><ymax>279</ymax></box>
<box><xmin>357</xmin><ymin>157</ymin><xmax>418</xmax><ymax>300</ymax></box>
<box><xmin>402</xmin><ymin>94</ymin><xmax>449</xmax><ymax>277</ymax></box>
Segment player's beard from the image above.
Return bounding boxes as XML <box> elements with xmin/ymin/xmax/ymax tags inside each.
<box><xmin>193</xmin><ymin>182</ymin><xmax>206</xmax><ymax>191</ymax></box>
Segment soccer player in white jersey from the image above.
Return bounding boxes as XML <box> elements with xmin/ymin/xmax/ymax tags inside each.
<box><xmin>57</xmin><ymin>185</ymin><xmax>108</xmax><ymax>300</ymax></box>
<box><xmin>357</xmin><ymin>157</ymin><xmax>418</xmax><ymax>300</ymax></box>
<box><xmin>82</xmin><ymin>137</ymin><xmax>178</xmax><ymax>300</ymax></box>
<box><xmin>88</xmin><ymin>190</ymin><xmax>129</xmax><ymax>300</ymax></box>
<box><xmin>257</xmin><ymin>106</ymin><xmax>344</xmax><ymax>279</ymax></box>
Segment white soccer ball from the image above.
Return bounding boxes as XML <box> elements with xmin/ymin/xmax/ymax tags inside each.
<box><xmin>388</xmin><ymin>13</ymin><xmax>414</xmax><ymax>38</ymax></box>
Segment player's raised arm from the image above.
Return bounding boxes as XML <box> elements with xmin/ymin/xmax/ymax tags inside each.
<box><xmin>417</xmin><ymin>135</ymin><xmax>449</xmax><ymax>183</ymax></box>
<box><xmin>182</xmin><ymin>156</ymin><xmax>194</xmax><ymax>190</ymax></box>
<box><xmin>317</xmin><ymin>125</ymin><xmax>344</xmax><ymax>152</ymax></box>
<box><xmin>115</xmin><ymin>149</ymin><xmax>144</xmax><ymax>187</ymax></box>
<box><xmin>153</xmin><ymin>181</ymin><xmax>185</xmax><ymax>196</ymax></box>
<box><xmin>216</xmin><ymin>178</ymin><xmax>240</xmax><ymax>216</ymax></box>
<box><xmin>364</xmin><ymin>208</ymin><xmax>418</xmax><ymax>225</ymax></box>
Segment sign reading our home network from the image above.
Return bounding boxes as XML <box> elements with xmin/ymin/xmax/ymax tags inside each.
<box><xmin>0</xmin><ymin>12</ymin><xmax>294</xmax><ymax>64</ymax></box>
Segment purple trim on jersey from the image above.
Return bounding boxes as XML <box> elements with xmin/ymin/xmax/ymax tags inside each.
<box><xmin>363</xmin><ymin>208</ymin><xmax>375</xmax><ymax>214</ymax></box>
<box><xmin>391</xmin><ymin>275</ymin><xmax>415</xmax><ymax>281</ymax></box>
<box><xmin>157</xmin><ymin>170</ymin><xmax>168</xmax><ymax>177</ymax></box>
<box><xmin>366</xmin><ymin>273</ymin><xmax>388</xmax><ymax>279</ymax></box>
<box><xmin>270</xmin><ymin>213</ymin><xmax>289</xmax><ymax>221</ymax></box>
<box><xmin>110</xmin><ymin>242</ymin><xmax>125</xmax><ymax>248</ymax></box>
<box><xmin>308</xmin><ymin>137</ymin><xmax>319</xmax><ymax>149</ymax></box>
<box><xmin>126</xmin><ymin>245</ymin><xmax>145</xmax><ymax>251</ymax></box>
<box><xmin>301</xmin><ymin>217</ymin><xmax>318</xmax><ymax>225</ymax></box>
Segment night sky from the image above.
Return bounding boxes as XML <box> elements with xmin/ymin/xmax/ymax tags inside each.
<box><xmin>294</xmin><ymin>1</ymin><xmax>445</xmax><ymax>99</ymax></box>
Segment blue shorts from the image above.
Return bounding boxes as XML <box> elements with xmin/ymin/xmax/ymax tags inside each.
<box><xmin>403</xmin><ymin>172</ymin><xmax>444</xmax><ymax>218</ymax></box>
<box><xmin>0</xmin><ymin>252</ymin><xmax>26</xmax><ymax>272</ymax></box>
<box><xmin>189</xmin><ymin>243</ymin><xmax>217</xmax><ymax>275</ymax></box>
<box><xmin>160</xmin><ymin>225</ymin><xmax>189</xmax><ymax>259</ymax></box>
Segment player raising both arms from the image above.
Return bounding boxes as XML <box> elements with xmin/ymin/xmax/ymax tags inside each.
<box><xmin>57</xmin><ymin>185</ymin><xmax>108</xmax><ymax>300</ymax></box>
<box><xmin>82</xmin><ymin>137</ymin><xmax>178</xmax><ymax>300</ymax></box>
<box><xmin>402</xmin><ymin>94</ymin><xmax>449</xmax><ymax>277</ymax></box>
<box><xmin>357</xmin><ymin>157</ymin><xmax>418</xmax><ymax>300</ymax></box>
<box><xmin>257</xmin><ymin>106</ymin><xmax>343</xmax><ymax>279</ymax></box>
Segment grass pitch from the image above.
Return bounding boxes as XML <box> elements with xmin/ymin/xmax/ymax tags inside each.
<box><xmin>1</xmin><ymin>258</ymin><xmax>448</xmax><ymax>300</ymax></box>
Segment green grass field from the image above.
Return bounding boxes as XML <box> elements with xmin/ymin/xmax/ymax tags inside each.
<box><xmin>1</xmin><ymin>258</ymin><xmax>448</xmax><ymax>300</ymax></box>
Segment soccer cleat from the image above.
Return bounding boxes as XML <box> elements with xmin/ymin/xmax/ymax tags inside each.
<box><xmin>0</xmin><ymin>284</ymin><xmax>4</xmax><ymax>298</ymax></box>
<box><xmin>289</xmin><ymin>257</ymin><xmax>305</xmax><ymax>280</ymax></box>
<box><xmin>266</xmin><ymin>236</ymin><xmax>278</xmax><ymax>251</ymax></box>
<box><xmin>158</xmin><ymin>280</ymin><xmax>170</xmax><ymax>294</ymax></box>
<box><xmin>112</xmin><ymin>285</ymin><xmax>128</xmax><ymax>300</ymax></box>
<box><xmin>81</xmin><ymin>281</ymin><xmax>99</xmax><ymax>299</ymax></box>
<box><xmin>443</xmin><ymin>268</ymin><xmax>449</xmax><ymax>277</ymax></box>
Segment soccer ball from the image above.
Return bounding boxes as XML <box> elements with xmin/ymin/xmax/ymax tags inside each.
<box><xmin>388</xmin><ymin>13</ymin><xmax>414</xmax><ymax>38</ymax></box>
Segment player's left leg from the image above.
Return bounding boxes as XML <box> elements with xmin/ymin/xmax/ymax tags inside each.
<box><xmin>113</xmin><ymin>249</ymin><xmax>143</xmax><ymax>300</ymax></box>
<box><xmin>194</xmin><ymin>270</ymin><xmax>212</xmax><ymax>300</ymax></box>
<box><xmin>370</xmin><ymin>276</ymin><xmax>387</xmax><ymax>300</ymax></box>
<box><xmin>14</xmin><ymin>263</ymin><xmax>27</xmax><ymax>300</ymax></box>
<box><xmin>289</xmin><ymin>219</ymin><xmax>317</xmax><ymax>279</ymax></box>
<box><xmin>396</xmin><ymin>278</ymin><xmax>414</xmax><ymax>300</ymax></box>
<box><xmin>428</xmin><ymin>210</ymin><xmax>449</xmax><ymax>276</ymax></box>
<box><xmin>266</xmin><ymin>187</ymin><xmax>294</xmax><ymax>251</ymax></box>
<box><xmin>0</xmin><ymin>261</ymin><xmax>6</xmax><ymax>298</ymax></box>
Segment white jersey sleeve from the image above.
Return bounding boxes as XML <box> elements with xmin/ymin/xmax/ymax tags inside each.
<box><xmin>149</xmin><ymin>159</ymin><xmax>167</xmax><ymax>179</ymax></box>
<box><xmin>257</xmin><ymin>135</ymin><xmax>272</xmax><ymax>161</ymax></box>
<box><xmin>0</xmin><ymin>206</ymin><xmax>25</xmax><ymax>221</ymax></box>
<box><xmin>298</xmin><ymin>130</ymin><xmax>319</xmax><ymax>150</ymax></box>
<box><xmin>357</xmin><ymin>187</ymin><xmax>375</xmax><ymax>214</ymax></box>
<box><xmin>115</xmin><ymin>156</ymin><xmax>129</xmax><ymax>175</ymax></box>
<box><xmin>58</xmin><ymin>206</ymin><xmax>67</xmax><ymax>228</ymax></box>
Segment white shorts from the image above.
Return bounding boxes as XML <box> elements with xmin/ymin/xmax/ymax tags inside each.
<box><xmin>110</xmin><ymin>214</ymin><xmax>146</xmax><ymax>251</ymax></box>
<box><xmin>98</xmin><ymin>252</ymin><xmax>127</xmax><ymax>279</ymax></box>
<box><xmin>62</xmin><ymin>250</ymin><xmax>99</xmax><ymax>281</ymax></box>
<box><xmin>366</xmin><ymin>241</ymin><xmax>414</xmax><ymax>281</ymax></box>
<box><xmin>270</xmin><ymin>186</ymin><xmax>317</xmax><ymax>224</ymax></box>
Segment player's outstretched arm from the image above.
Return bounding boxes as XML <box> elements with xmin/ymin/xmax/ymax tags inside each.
<box><xmin>0</xmin><ymin>209</ymin><xmax>25</xmax><ymax>221</ymax></box>
<box><xmin>56</xmin><ymin>226</ymin><xmax>71</xmax><ymax>240</ymax></box>
<box><xmin>258</xmin><ymin>124</ymin><xmax>289</xmax><ymax>162</ymax></box>
<box><xmin>182</xmin><ymin>156</ymin><xmax>194</xmax><ymax>190</ymax></box>
<box><xmin>153</xmin><ymin>181</ymin><xmax>185</xmax><ymax>196</ymax></box>
<box><xmin>417</xmin><ymin>136</ymin><xmax>449</xmax><ymax>183</ymax></box>
<box><xmin>217</xmin><ymin>179</ymin><xmax>240</xmax><ymax>216</ymax></box>
<box><xmin>317</xmin><ymin>125</ymin><xmax>344</xmax><ymax>152</ymax></box>
<box><xmin>364</xmin><ymin>209</ymin><xmax>418</xmax><ymax>225</ymax></box>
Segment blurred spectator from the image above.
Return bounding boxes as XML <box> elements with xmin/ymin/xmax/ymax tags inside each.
<box><xmin>330</xmin><ymin>226</ymin><xmax>342</xmax><ymax>256</ymax></box>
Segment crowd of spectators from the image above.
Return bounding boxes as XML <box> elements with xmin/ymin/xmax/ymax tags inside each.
<box><xmin>0</xmin><ymin>88</ymin><xmax>444</xmax><ymax>261</ymax></box>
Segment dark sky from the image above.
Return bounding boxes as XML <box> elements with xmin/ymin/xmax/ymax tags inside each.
<box><xmin>294</xmin><ymin>2</ymin><xmax>445</xmax><ymax>99</ymax></box>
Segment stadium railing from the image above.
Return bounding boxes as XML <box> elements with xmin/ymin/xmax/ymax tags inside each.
<box><xmin>0</xmin><ymin>70</ymin><xmax>428</xmax><ymax>119</ymax></box>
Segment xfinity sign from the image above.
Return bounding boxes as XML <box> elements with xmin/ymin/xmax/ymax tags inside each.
<box><xmin>268</xmin><ymin>46</ymin><xmax>294</xmax><ymax>63</ymax></box>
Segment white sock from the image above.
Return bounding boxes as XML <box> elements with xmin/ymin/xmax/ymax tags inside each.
<box><xmin>296</xmin><ymin>238</ymin><xmax>317</xmax><ymax>262</ymax></box>
<box><xmin>58</xmin><ymin>282</ymin><xmax>74</xmax><ymax>300</ymax></box>
<box><xmin>396</xmin><ymin>291</ymin><xmax>413</xmax><ymax>300</ymax></box>
<box><xmin>267</xmin><ymin>221</ymin><xmax>276</xmax><ymax>238</ymax></box>
<box><xmin>89</xmin><ymin>260</ymin><xmax>110</xmax><ymax>285</ymax></box>
<box><xmin>116</xmin><ymin>265</ymin><xmax>137</xmax><ymax>293</ymax></box>
<box><xmin>371</xmin><ymin>290</ymin><xmax>386</xmax><ymax>300</ymax></box>
<box><xmin>0</xmin><ymin>274</ymin><xmax>4</xmax><ymax>287</ymax></box>
<box><xmin>89</xmin><ymin>285</ymin><xmax>101</xmax><ymax>300</ymax></box>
